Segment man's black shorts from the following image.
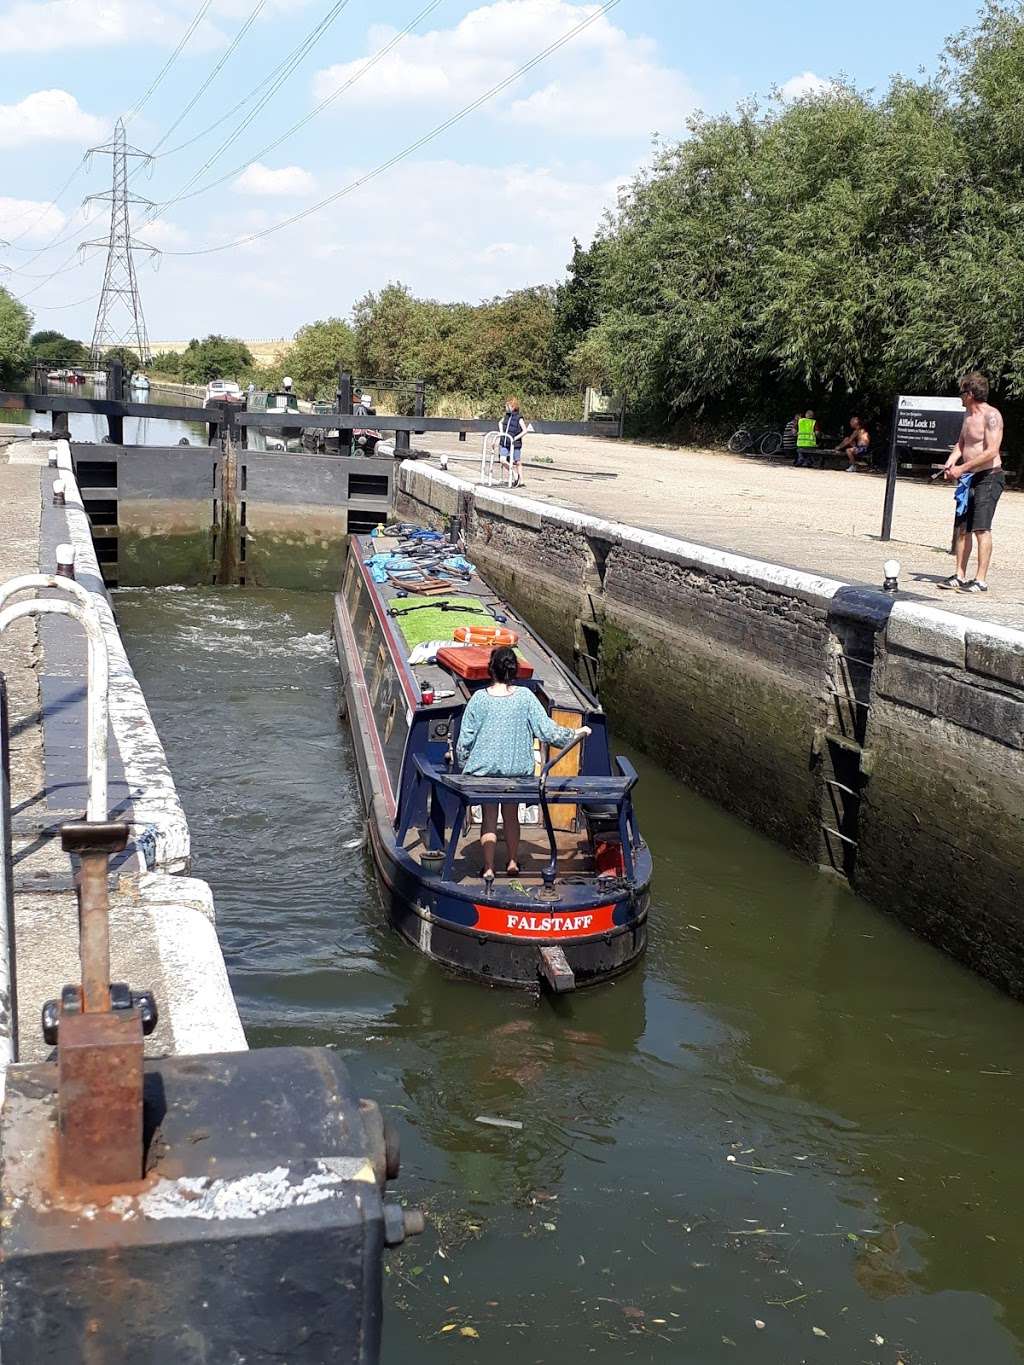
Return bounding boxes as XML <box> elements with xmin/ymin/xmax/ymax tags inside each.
<box><xmin>957</xmin><ymin>468</ymin><xmax>1006</xmax><ymax>532</ymax></box>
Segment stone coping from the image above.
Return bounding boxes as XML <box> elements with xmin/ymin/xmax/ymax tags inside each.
<box><xmin>399</xmin><ymin>461</ymin><xmax>1024</xmax><ymax>681</ymax></box>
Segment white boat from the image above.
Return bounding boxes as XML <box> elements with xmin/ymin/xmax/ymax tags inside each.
<box><xmin>204</xmin><ymin>378</ymin><xmax>244</xmax><ymax>406</ymax></box>
<box><xmin>130</xmin><ymin>373</ymin><xmax>151</xmax><ymax>392</ymax></box>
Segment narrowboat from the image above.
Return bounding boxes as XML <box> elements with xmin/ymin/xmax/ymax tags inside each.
<box><xmin>333</xmin><ymin>526</ymin><xmax>652</xmax><ymax>993</ymax></box>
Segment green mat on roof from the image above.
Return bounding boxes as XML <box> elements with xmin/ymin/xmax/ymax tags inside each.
<box><xmin>390</xmin><ymin>596</ymin><xmax>490</xmax><ymax>649</ymax></box>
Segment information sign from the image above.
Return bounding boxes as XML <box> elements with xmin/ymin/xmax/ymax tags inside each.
<box><xmin>894</xmin><ymin>395</ymin><xmax>964</xmax><ymax>451</ymax></box>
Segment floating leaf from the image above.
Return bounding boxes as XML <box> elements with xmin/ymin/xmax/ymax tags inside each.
<box><xmin>542</xmin><ymin>1221</ymin><xmax>557</xmax><ymax>1232</ymax></box>
<box><xmin>441</xmin><ymin>1324</ymin><xmax>456</xmax><ymax>1333</ymax></box>
<box><xmin>812</xmin><ymin>1326</ymin><xmax>829</xmax><ymax>1338</ymax></box>
<box><xmin>460</xmin><ymin>1326</ymin><xmax>479</xmax><ymax>1339</ymax></box>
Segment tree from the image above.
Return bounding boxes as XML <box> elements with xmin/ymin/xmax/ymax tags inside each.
<box><xmin>28</xmin><ymin>330</ymin><xmax>87</xmax><ymax>365</ymax></box>
<box><xmin>285</xmin><ymin>318</ymin><xmax>356</xmax><ymax>399</ymax></box>
<box><xmin>150</xmin><ymin>350</ymin><xmax>183</xmax><ymax>377</ymax></box>
<box><xmin>102</xmin><ymin>346</ymin><xmax>141</xmax><ymax>370</ymax></box>
<box><xmin>0</xmin><ymin>289</ymin><xmax>32</xmax><ymax>385</ymax></box>
<box><xmin>550</xmin><ymin>238</ymin><xmax>605</xmax><ymax>386</ymax></box>
<box><xmin>179</xmin><ymin>335</ymin><xmax>255</xmax><ymax>384</ymax></box>
<box><xmin>563</xmin><ymin>4</ymin><xmax>1024</xmax><ymax>435</ymax></box>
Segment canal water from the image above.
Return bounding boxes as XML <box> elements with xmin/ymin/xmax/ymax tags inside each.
<box><xmin>39</xmin><ymin>379</ymin><xmax>209</xmax><ymax>445</ymax></box>
<box><xmin>115</xmin><ymin>586</ymin><xmax>1024</xmax><ymax>1365</ymax></box>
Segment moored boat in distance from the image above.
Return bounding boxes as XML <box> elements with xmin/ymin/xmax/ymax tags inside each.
<box><xmin>130</xmin><ymin>372</ymin><xmax>151</xmax><ymax>391</ymax></box>
<box><xmin>204</xmin><ymin>378</ymin><xmax>244</xmax><ymax>406</ymax></box>
<box><xmin>333</xmin><ymin>526</ymin><xmax>652</xmax><ymax>993</ymax></box>
<box><xmin>248</xmin><ymin>383</ymin><xmax>303</xmax><ymax>450</ymax></box>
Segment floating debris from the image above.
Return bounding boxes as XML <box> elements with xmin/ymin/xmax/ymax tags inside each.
<box><xmin>475</xmin><ymin>1116</ymin><xmax>524</xmax><ymax>1130</ymax></box>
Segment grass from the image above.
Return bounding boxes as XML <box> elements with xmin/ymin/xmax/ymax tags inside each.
<box><xmin>390</xmin><ymin>596</ymin><xmax>491</xmax><ymax>649</ymax></box>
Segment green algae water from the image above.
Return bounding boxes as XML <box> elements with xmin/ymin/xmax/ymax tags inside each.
<box><xmin>116</xmin><ymin>586</ymin><xmax>1024</xmax><ymax>1365</ymax></box>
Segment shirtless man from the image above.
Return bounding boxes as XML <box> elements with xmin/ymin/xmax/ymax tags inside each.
<box><xmin>938</xmin><ymin>371</ymin><xmax>1005</xmax><ymax>594</ymax></box>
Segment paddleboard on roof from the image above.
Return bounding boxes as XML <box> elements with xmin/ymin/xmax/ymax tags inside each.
<box><xmin>333</xmin><ymin>522</ymin><xmax>653</xmax><ymax>994</ymax></box>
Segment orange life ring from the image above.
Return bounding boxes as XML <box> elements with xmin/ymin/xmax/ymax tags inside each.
<box><xmin>453</xmin><ymin>624</ymin><xmax>519</xmax><ymax>647</ymax></box>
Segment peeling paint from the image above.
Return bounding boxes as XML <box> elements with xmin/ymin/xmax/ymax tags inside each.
<box><xmin>109</xmin><ymin>1160</ymin><xmax>372</xmax><ymax>1222</ymax></box>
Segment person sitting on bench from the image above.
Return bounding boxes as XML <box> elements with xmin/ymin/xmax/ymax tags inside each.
<box><xmin>837</xmin><ymin>415</ymin><xmax>871</xmax><ymax>471</ymax></box>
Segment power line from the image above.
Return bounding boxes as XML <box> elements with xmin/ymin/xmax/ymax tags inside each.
<box><xmin>146</xmin><ymin>0</ymin><xmax>357</xmax><ymax>216</ymax></box>
<box><xmin>163</xmin><ymin>0</ymin><xmax>622</xmax><ymax>257</ymax></box>
<box><xmin>148</xmin><ymin>0</ymin><xmax>269</xmax><ymax>155</ymax></box>
<box><xmin>2</xmin><ymin>156</ymin><xmax>88</xmax><ymax>246</ymax></box>
<box><xmin>154</xmin><ymin>0</ymin><xmax>445</xmax><ymax>209</ymax></box>
<box><xmin>123</xmin><ymin>0</ymin><xmax>216</xmax><ymax>124</ymax></box>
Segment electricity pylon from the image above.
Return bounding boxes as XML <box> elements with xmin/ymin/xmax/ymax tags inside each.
<box><xmin>83</xmin><ymin>120</ymin><xmax>159</xmax><ymax>366</ymax></box>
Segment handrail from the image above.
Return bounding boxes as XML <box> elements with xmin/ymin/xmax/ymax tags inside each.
<box><xmin>1</xmin><ymin>675</ymin><xmax>18</xmax><ymax>1090</ymax></box>
<box><xmin>538</xmin><ymin>732</ymin><xmax>586</xmax><ymax>891</ymax></box>
<box><xmin>0</xmin><ymin>597</ymin><xmax>109</xmax><ymax>822</ymax></box>
<box><xmin>405</xmin><ymin>746</ymin><xmax>640</xmax><ymax>889</ymax></box>
<box><xmin>413</xmin><ymin>755</ymin><xmax>634</xmax><ymax>802</ymax></box>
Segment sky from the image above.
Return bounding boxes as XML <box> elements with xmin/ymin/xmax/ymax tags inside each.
<box><xmin>0</xmin><ymin>0</ymin><xmax>978</xmax><ymax>345</ymax></box>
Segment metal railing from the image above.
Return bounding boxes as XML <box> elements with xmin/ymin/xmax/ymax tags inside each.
<box><xmin>479</xmin><ymin>423</ymin><xmax>535</xmax><ymax>487</ymax></box>
<box><xmin>399</xmin><ymin>752</ymin><xmax>640</xmax><ymax>886</ymax></box>
<box><xmin>0</xmin><ymin>575</ymin><xmax>112</xmax><ymax>1095</ymax></box>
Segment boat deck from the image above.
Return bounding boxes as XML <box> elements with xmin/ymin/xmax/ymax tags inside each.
<box><xmin>401</xmin><ymin>822</ymin><xmax>597</xmax><ymax>887</ymax></box>
<box><xmin>365</xmin><ymin>532</ymin><xmax>587</xmax><ymax>713</ymax></box>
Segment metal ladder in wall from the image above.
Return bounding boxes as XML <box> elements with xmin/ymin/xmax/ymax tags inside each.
<box><xmin>815</xmin><ymin>593</ymin><xmax>890</xmax><ymax>881</ymax></box>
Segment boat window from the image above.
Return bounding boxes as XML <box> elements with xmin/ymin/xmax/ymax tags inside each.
<box><xmin>383</xmin><ymin>697</ymin><xmax>397</xmax><ymax>743</ymax></box>
<box><xmin>361</xmin><ymin>611</ymin><xmax>377</xmax><ymax>665</ymax></box>
<box><xmin>370</xmin><ymin>645</ymin><xmax>388</xmax><ymax>705</ymax></box>
<box><xmin>343</xmin><ymin>558</ymin><xmax>359</xmax><ymax>609</ymax></box>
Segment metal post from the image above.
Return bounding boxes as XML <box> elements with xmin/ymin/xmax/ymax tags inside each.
<box><xmin>107</xmin><ymin>358</ymin><xmax>125</xmax><ymax>443</ymax></box>
<box><xmin>338</xmin><ymin>367</ymin><xmax>352</xmax><ymax>456</ymax></box>
<box><xmin>53</xmin><ymin>409</ymin><xmax>70</xmax><ymax>439</ymax></box>
<box><xmin>394</xmin><ymin>429</ymin><xmax>410</xmax><ymax>455</ymax></box>
<box><xmin>414</xmin><ymin>379</ymin><xmax>425</xmax><ymax>436</ymax></box>
<box><xmin>880</xmin><ymin>397</ymin><xmax>900</xmax><ymax>541</ymax></box>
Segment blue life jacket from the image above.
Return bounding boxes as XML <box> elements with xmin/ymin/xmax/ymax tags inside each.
<box><xmin>499</xmin><ymin>410</ymin><xmax>523</xmax><ymax>451</ymax></box>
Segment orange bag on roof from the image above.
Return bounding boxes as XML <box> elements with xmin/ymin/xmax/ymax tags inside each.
<box><xmin>437</xmin><ymin>646</ymin><xmax>533</xmax><ymax>681</ymax></box>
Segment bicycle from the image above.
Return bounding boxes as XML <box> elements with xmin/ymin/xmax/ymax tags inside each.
<box><xmin>726</xmin><ymin>426</ymin><xmax>784</xmax><ymax>456</ymax></box>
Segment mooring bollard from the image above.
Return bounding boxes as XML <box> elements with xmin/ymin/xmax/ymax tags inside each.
<box><xmin>55</xmin><ymin>542</ymin><xmax>75</xmax><ymax>579</ymax></box>
<box><xmin>52</xmin><ymin>479</ymin><xmax>65</xmax><ymax>506</ymax></box>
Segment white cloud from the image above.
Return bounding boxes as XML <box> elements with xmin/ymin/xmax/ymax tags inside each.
<box><xmin>780</xmin><ymin>70</ymin><xmax>834</xmax><ymax>102</ymax></box>
<box><xmin>135</xmin><ymin>154</ymin><xmax>620</xmax><ymax>335</ymax></box>
<box><xmin>0</xmin><ymin>196</ymin><xmax>66</xmax><ymax>241</ymax></box>
<box><xmin>233</xmin><ymin>163</ymin><xmax>317</xmax><ymax>197</ymax></box>
<box><xmin>140</xmin><ymin>218</ymin><xmax>190</xmax><ymax>248</ymax></box>
<box><xmin>0</xmin><ymin>90</ymin><xmax>106</xmax><ymax>147</ymax></box>
<box><xmin>313</xmin><ymin>0</ymin><xmax>694</xmax><ymax>137</ymax></box>
<box><xmin>0</xmin><ymin>0</ymin><xmax>228</xmax><ymax>53</ymax></box>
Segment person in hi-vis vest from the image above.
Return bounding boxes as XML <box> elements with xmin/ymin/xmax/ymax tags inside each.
<box><xmin>795</xmin><ymin>410</ymin><xmax>821</xmax><ymax>467</ymax></box>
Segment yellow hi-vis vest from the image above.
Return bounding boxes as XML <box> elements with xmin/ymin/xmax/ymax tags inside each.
<box><xmin>797</xmin><ymin>417</ymin><xmax>817</xmax><ymax>448</ymax></box>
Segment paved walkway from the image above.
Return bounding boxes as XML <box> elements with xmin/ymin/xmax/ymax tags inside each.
<box><xmin>0</xmin><ymin>442</ymin><xmax>243</xmax><ymax>1064</ymax></box>
<box><xmin>422</xmin><ymin>435</ymin><xmax>1024</xmax><ymax>630</ymax></box>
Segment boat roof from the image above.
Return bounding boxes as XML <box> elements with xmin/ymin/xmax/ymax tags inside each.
<box><xmin>352</xmin><ymin>532</ymin><xmax>596</xmax><ymax>714</ymax></box>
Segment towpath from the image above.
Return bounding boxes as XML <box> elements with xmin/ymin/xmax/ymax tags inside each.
<box><xmin>421</xmin><ymin>434</ymin><xmax>1024</xmax><ymax>630</ymax></box>
<box><xmin>0</xmin><ymin>437</ymin><xmax>244</xmax><ymax>1069</ymax></box>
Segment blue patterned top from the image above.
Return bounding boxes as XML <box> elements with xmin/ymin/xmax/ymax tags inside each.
<box><xmin>456</xmin><ymin>687</ymin><xmax>575</xmax><ymax>776</ymax></box>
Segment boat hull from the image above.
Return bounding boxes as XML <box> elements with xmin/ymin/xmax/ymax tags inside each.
<box><xmin>334</xmin><ymin>588</ymin><xmax>651</xmax><ymax>992</ymax></box>
<box><xmin>368</xmin><ymin>808</ymin><xmax>649</xmax><ymax>991</ymax></box>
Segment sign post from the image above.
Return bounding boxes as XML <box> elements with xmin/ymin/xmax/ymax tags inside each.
<box><xmin>880</xmin><ymin>395</ymin><xmax>964</xmax><ymax>541</ymax></box>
